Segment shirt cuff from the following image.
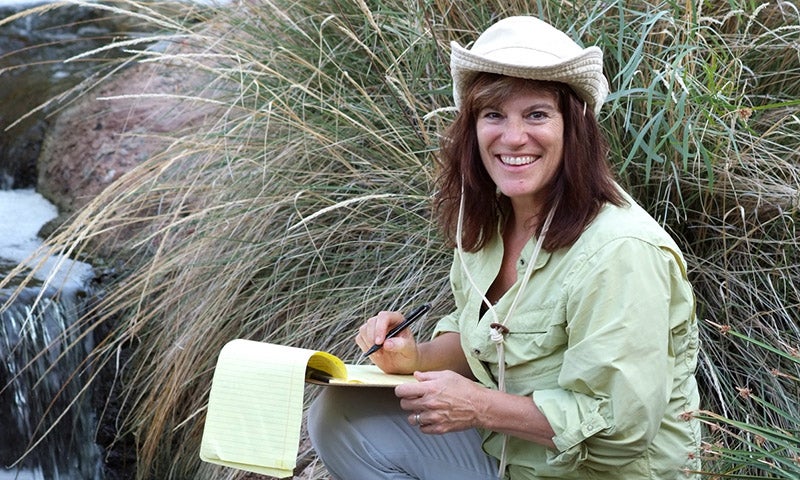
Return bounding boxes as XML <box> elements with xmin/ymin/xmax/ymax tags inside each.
<box><xmin>533</xmin><ymin>389</ymin><xmax>611</xmax><ymax>469</ymax></box>
<box><xmin>432</xmin><ymin>313</ymin><xmax>460</xmax><ymax>338</ymax></box>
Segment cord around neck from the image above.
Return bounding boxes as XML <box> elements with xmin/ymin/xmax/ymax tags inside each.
<box><xmin>456</xmin><ymin>182</ymin><xmax>557</xmax><ymax>479</ymax></box>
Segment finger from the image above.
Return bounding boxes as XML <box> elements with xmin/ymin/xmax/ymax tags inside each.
<box><xmin>371</xmin><ymin>311</ymin><xmax>402</xmax><ymax>345</ymax></box>
<box><xmin>413</xmin><ymin>370</ymin><xmax>433</xmax><ymax>381</ymax></box>
<box><xmin>371</xmin><ymin>311</ymin><xmax>391</xmax><ymax>344</ymax></box>
<box><xmin>357</xmin><ymin>314</ymin><xmax>387</xmax><ymax>350</ymax></box>
<box><xmin>409</xmin><ymin>411</ymin><xmax>428</xmax><ymax>427</ymax></box>
<box><xmin>398</xmin><ymin>396</ymin><xmax>422</xmax><ymax>412</ymax></box>
<box><xmin>395</xmin><ymin>381</ymin><xmax>426</xmax><ymax>400</ymax></box>
<box><xmin>356</xmin><ymin>322</ymin><xmax>373</xmax><ymax>351</ymax></box>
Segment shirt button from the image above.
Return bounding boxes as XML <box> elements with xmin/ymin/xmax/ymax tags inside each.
<box><xmin>472</xmin><ymin>348</ymin><xmax>481</xmax><ymax>356</ymax></box>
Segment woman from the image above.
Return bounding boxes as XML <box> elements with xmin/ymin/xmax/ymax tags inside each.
<box><xmin>308</xmin><ymin>16</ymin><xmax>701</xmax><ymax>480</ymax></box>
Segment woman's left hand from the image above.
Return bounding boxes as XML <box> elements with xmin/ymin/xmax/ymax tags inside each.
<box><xmin>395</xmin><ymin>370</ymin><xmax>488</xmax><ymax>434</ymax></box>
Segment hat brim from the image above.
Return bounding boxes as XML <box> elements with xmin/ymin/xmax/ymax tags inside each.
<box><xmin>450</xmin><ymin>41</ymin><xmax>608</xmax><ymax>115</ymax></box>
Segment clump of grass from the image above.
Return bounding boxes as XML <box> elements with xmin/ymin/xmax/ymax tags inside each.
<box><xmin>590</xmin><ymin>2</ymin><xmax>800</xmax><ymax>476</ymax></box>
<box><xmin>2</xmin><ymin>0</ymin><xmax>799</xmax><ymax>479</ymax></box>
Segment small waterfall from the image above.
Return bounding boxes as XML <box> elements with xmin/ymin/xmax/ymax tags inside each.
<box><xmin>1</xmin><ymin>286</ymin><xmax>102</xmax><ymax>480</ymax></box>
<box><xmin>1</xmin><ymin>189</ymin><xmax>101</xmax><ymax>478</ymax></box>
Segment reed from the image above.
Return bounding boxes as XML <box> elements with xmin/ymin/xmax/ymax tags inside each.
<box><xmin>2</xmin><ymin>0</ymin><xmax>798</xmax><ymax>478</ymax></box>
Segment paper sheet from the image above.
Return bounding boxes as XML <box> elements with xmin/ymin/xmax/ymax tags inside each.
<box><xmin>327</xmin><ymin>364</ymin><xmax>417</xmax><ymax>386</ymax></box>
<box><xmin>200</xmin><ymin>339</ymin><xmax>314</xmax><ymax>478</ymax></box>
<box><xmin>200</xmin><ymin>339</ymin><xmax>416</xmax><ymax>476</ymax></box>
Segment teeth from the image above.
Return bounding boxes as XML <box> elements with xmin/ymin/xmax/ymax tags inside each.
<box><xmin>500</xmin><ymin>155</ymin><xmax>536</xmax><ymax>166</ymax></box>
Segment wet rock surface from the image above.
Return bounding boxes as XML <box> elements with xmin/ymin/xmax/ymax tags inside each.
<box><xmin>3</xmin><ymin>2</ymin><xmax>223</xmax><ymax>234</ymax></box>
<box><xmin>0</xmin><ymin>3</ymin><xmax>129</xmax><ymax>190</ymax></box>
<box><xmin>1</xmin><ymin>4</ymin><xmax>193</xmax><ymax>479</ymax></box>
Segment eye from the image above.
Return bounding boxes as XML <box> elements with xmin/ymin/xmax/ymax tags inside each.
<box><xmin>478</xmin><ymin>108</ymin><xmax>503</xmax><ymax>120</ymax></box>
<box><xmin>526</xmin><ymin>110</ymin><xmax>547</xmax><ymax>120</ymax></box>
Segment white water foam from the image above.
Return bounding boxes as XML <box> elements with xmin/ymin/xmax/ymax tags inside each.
<box><xmin>0</xmin><ymin>469</ymin><xmax>43</xmax><ymax>480</ymax></box>
<box><xmin>0</xmin><ymin>189</ymin><xmax>93</xmax><ymax>291</ymax></box>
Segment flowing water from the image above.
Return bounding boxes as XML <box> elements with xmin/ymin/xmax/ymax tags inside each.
<box><xmin>1</xmin><ymin>1</ymin><xmax>114</xmax><ymax>475</ymax></box>
<box><xmin>0</xmin><ymin>190</ymin><xmax>99</xmax><ymax>479</ymax></box>
<box><xmin>1</xmin><ymin>1</ymin><xmax>230</xmax><ymax>476</ymax></box>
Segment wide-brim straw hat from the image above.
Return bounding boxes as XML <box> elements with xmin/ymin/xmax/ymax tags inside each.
<box><xmin>450</xmin><ymin>16</ymin><xmax>609</xmax><ymax>116</ymax></box>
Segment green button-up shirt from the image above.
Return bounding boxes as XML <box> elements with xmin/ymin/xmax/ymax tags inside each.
<box><xmin>433</xmin><ymin>194</ymin><xmax>701</xmax><ymax>479</ymax></box>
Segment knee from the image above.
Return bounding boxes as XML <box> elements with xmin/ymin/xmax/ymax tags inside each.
<box><xmin>308</xmin><ymin>388</ymin><xmax>346</xmax><ymax>447</ymax></box>
<box><xmin>308</xmin><ymin>387</ymin><xmax>397</xmax><ymax>449</ymax></box>
<box><xmin>307</xmin><ymin>390</ymin><xmax>328</xmax><ymax>445</ymax></box>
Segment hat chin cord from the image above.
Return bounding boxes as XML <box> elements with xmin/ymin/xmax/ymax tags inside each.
<box><xmin>455</xmin><ymin>179</ymin><xmax>557</xmax><ymax>478</ymax></box>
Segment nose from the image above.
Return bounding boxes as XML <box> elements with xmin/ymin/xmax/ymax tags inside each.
<box><xmin>501</xmin><ymin>117</ymin><xmax>528</xmax><ymax>145</ymax></box>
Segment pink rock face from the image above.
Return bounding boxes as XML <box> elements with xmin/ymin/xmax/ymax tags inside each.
<box><xmin>37</xmin><ymin>54</ymin><xmax>223</xmax><ymax>215</ymax></box>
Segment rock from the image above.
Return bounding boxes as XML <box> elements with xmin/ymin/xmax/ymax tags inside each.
<box><xmin>0</xmin><ymin>3</ymin><xmax>124</xmax><ymax>189</ymax></box>
<box><xmin>1</xmin><ymin>2</ymin><xmax>225</xmax><ymax>222</ymax></box>
<box><xmin>36</xmin><ymin>32</ymin><xmax>227</xmax><ymax>229</ymax></box>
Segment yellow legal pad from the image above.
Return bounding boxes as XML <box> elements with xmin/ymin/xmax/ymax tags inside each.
<box><xmin>199</xmin><ymin>339</ymin><xmax>416</xmax><ymax>477</ymax></box>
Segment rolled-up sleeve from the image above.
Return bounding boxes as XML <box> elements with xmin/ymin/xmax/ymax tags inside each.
<box><xmin>533</xmin><ymin>237</ymin><xmax>684</xmax><ymax>471</ymax></box>
<box><xmin>432</xmin><ymin>250</ymin><xmax>466</xmax><ymax>337</ymax></box>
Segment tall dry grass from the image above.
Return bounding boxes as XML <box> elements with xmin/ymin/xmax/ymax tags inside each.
<box><xmin>1</xmin><ymin>0</ymin><xmax>798</xmax><ymax>478</ymax></box>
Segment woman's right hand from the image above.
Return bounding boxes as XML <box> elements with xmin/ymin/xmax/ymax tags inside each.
<box><xmin>356</xmin><ymin>310</ymin><xmax>420</xmax><ymax>374</ymax></box>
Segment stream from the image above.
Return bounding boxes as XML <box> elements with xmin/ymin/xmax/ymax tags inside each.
<box><xmin>0</xmin><ymin>190</ymin><xmax>98</xmax><ymax>478</ymax></box>
<box><xmin>1</xmin><ymin>1</ymin><xmax>230</xmax><ymax>476</ymax></box>
<box><xmin>1</xmin><ymin>1</ymin><xmax>116</xmax><ymax>478</ymax></box>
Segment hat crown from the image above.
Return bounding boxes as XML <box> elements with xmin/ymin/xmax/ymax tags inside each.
<box><xmin>450</xmin><ymin>16</ymin><xmax>609</xmax><ymax>116</ymax></box>
<box><xmin>470</xmin><ymin>16</ymin><xmax>583</xmax><ymax>64</ymax></box>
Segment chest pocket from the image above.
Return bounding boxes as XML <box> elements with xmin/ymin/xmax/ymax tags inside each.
<box><xmin>496</xmin><ymin>304</ymin><xmax>568</xmax><ymax>393</ymax></box>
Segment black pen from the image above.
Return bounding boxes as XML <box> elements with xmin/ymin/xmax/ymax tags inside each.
<box><xmin>362</xmin><ymin>303</ymin><xmax>432</xmax><ymax>358</ymax></box>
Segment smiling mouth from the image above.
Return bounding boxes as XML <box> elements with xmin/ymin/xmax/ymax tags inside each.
<box><xmin>500</xmin><ymin>155</ymin><xmax>538</xmax><ymax>166</ymax></box>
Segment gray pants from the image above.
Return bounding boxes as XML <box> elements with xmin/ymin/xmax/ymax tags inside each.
<box><xmin>308</xmin><ymin>387</ymin><xmax>499</xmax><ymax>480</ymax></box>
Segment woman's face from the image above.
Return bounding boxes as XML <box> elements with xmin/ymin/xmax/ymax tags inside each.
<box><xmin>476</xmin><ymin>87</ymin><xmax>564</xmax><ymax>213</ymax></box>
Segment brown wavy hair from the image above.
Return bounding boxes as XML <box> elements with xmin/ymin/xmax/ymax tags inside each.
<box><xmin>433</xmin><ymin>73</ymin><xmax>625</xmax><ymax>252</ymax></box>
